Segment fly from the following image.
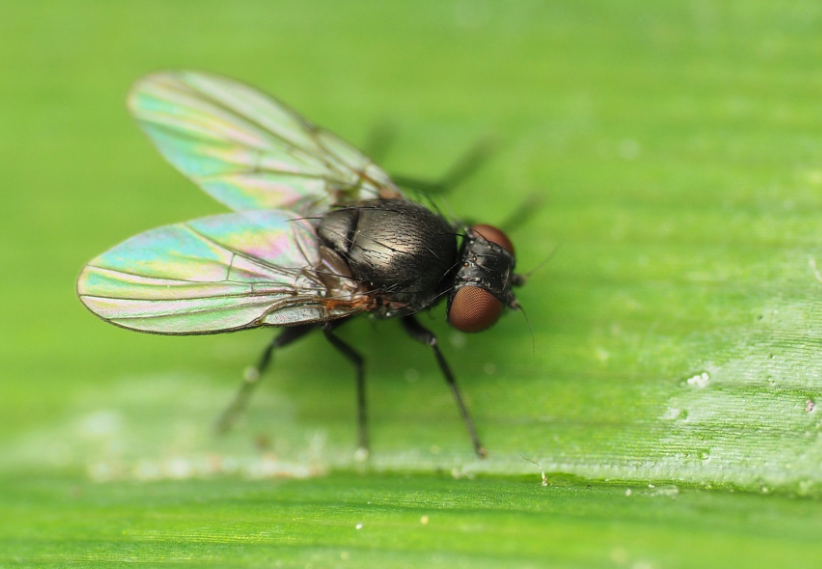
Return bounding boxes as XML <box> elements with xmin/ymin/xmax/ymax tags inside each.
<box><xmin>76</xmin><ymin>71</ymin><xmax>525</xmax><ymax>458</ymax></box>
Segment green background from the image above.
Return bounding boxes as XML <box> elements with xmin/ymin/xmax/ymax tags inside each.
<box><xmin>3</xmin><ymin>1</ymin><xmax>822</xmax><ymax>566</ymax></box>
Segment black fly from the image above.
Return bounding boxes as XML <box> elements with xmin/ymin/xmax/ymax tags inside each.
<box><xmin>77</xmin><ymin>71</ymin><xmax>525</xmax><ymax>458</ymax></box>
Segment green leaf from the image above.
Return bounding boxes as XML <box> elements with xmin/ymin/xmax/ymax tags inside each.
<box><xmin>3</xmin><ymin>473</ymin><xmax>822</xmax><ymax>568</ymax></box>
<box><xmin>2</xmin><ymin>0</ymin><xmax>822</xmax><ymax>566</ymax></box>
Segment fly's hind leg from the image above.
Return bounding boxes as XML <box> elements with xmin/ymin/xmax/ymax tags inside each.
<box><xmin>214</xmin><ymin>324</ymin><xmax>317</xmax><ymax>434</ymax></box>
<box><xmin>401</xmin><ymin>315</ymin><xmax>486</xmax><ymax>458</ymax></box>
<box><xmin>321</xmin><ymin>320</ymin><xmax>368</xmax><ymax>458</ymax></box>
<box><xmin>390</xmin><ymin>139</ymin><xmax>494</xmax><ymax>194</ymax></box>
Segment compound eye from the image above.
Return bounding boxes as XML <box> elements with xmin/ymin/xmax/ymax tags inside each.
<box><xmin>448</xmin><ymin>286</ymin><xmax>503</xmax><ymax>333</ymax></box>
<box><xmin>471</xmin><ymin>224</ymin><xmax>514</xmax><ymax>255</ymax></box>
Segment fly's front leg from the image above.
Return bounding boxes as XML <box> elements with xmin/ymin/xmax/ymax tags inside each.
<box><xmin>400</xmin><ymin>315</ymin><xmax>486</xmax><ymax>458</ymax></box>
<box><xmin>322</xmin><ymin>320</ymin><xmax>369</xmax><ymax>458</ymax></box>
<box><xmin>215</xmin><ymin>324</ymin><xmax>316</xmax><ymax>434</ymax></box>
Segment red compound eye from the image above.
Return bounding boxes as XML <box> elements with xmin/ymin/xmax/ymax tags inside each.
<box><xmin>471</xmin><ymin>224</ymin><xmax>514</xmax><ymax>255</ymax></box>
<box><xmin>448</xmin><ymin>286</ymin><xmax>503</xmax><ymax>333</ymax></box>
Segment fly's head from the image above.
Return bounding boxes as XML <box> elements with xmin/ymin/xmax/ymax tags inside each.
<box><xmin>446</xmin><ymin>224</ymin><xmax>523</xmax><ymax>333</ymax></box>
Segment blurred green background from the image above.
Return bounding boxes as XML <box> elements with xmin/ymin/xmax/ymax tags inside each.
<box><xmin>3</xmin><ymin>0</ymin><xmax>822</xmax><ymax>566</ymax></box>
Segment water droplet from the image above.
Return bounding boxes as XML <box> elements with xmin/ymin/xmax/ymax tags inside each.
<box><xmin>686</xmin><ymin>372</ymin><xmax>710</xmax><ymax>388</ymax></box>
<box><xmin>661</xmin><ymin>407</ymin><xmax>680</xmax><ymax>420</ymax></box>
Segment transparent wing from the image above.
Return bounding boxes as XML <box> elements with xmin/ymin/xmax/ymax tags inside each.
<box><xmin>77</xmin><ymin>210</ymin><xmax>367</xmax><ymax>334</ymax></box>
<box><xmin>128</xmin><ymin>70</ymin><xmax>403</xmax><ymax>215</ymax></box>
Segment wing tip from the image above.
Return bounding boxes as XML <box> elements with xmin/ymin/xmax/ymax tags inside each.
<box><xmin>127</xmin><ymin>69</ymin><xmax>210</xmax><ymax>113</ymax></box>
<box><xmin>127</xmin><ymin>70</ymin><xmax>173</xmax><ymax>110</ymax></box>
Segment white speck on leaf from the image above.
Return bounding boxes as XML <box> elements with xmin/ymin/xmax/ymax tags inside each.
<box><xmin>686</xmin><ymin>372</ymin><xmax>710</xmax><ymax>388</ymax></box>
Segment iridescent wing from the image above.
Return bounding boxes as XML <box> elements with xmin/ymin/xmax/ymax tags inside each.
<box><xmin>77</xmin><ymin>210</ymin><xmax>369</xmax><ymax>334</ymax></box>
<box><xmin>128</xmin><ymin>70</ymin><xmax>403</xmax><ymax>215</ymax></box>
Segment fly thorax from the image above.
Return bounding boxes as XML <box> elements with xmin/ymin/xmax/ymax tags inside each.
<box><xmin>318</xmin><ymin>200</ymin><xmax>457</xmax><ymax>298</ymax></box>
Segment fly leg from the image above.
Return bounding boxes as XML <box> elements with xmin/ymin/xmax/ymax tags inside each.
<box><xmin>362</xmin><ymin>121</ymin><xmax>396</xmax><ymax>165</ymax></box>
<box><xmin>390</xmin><ymin>139</ymin><xmax>494</xmax><ymax>194</ymax></box>
<box><xmin>400</xmin><ymin>315</ymin><xmax>486</xmax><ymax>458</ymax></box>
<box><xmin>214</xmin><ymin>324</ymin><xmax>317</xmax><ymax>434</ymax></box>
<box><xmin>322</xmin><ymin>320</ymin><xmax>369</xmax><ymax>458</ymax></box>
<box><xmin>498</xmin><ymin>193</ymin><xmax>544</xmax><ymax>234</ymax></box>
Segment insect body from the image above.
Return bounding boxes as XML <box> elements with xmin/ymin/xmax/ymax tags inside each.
<box><xmin>77</xmin><ymin>71</ymin><xmax>524</xmax><ymax>457</ymax></box>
